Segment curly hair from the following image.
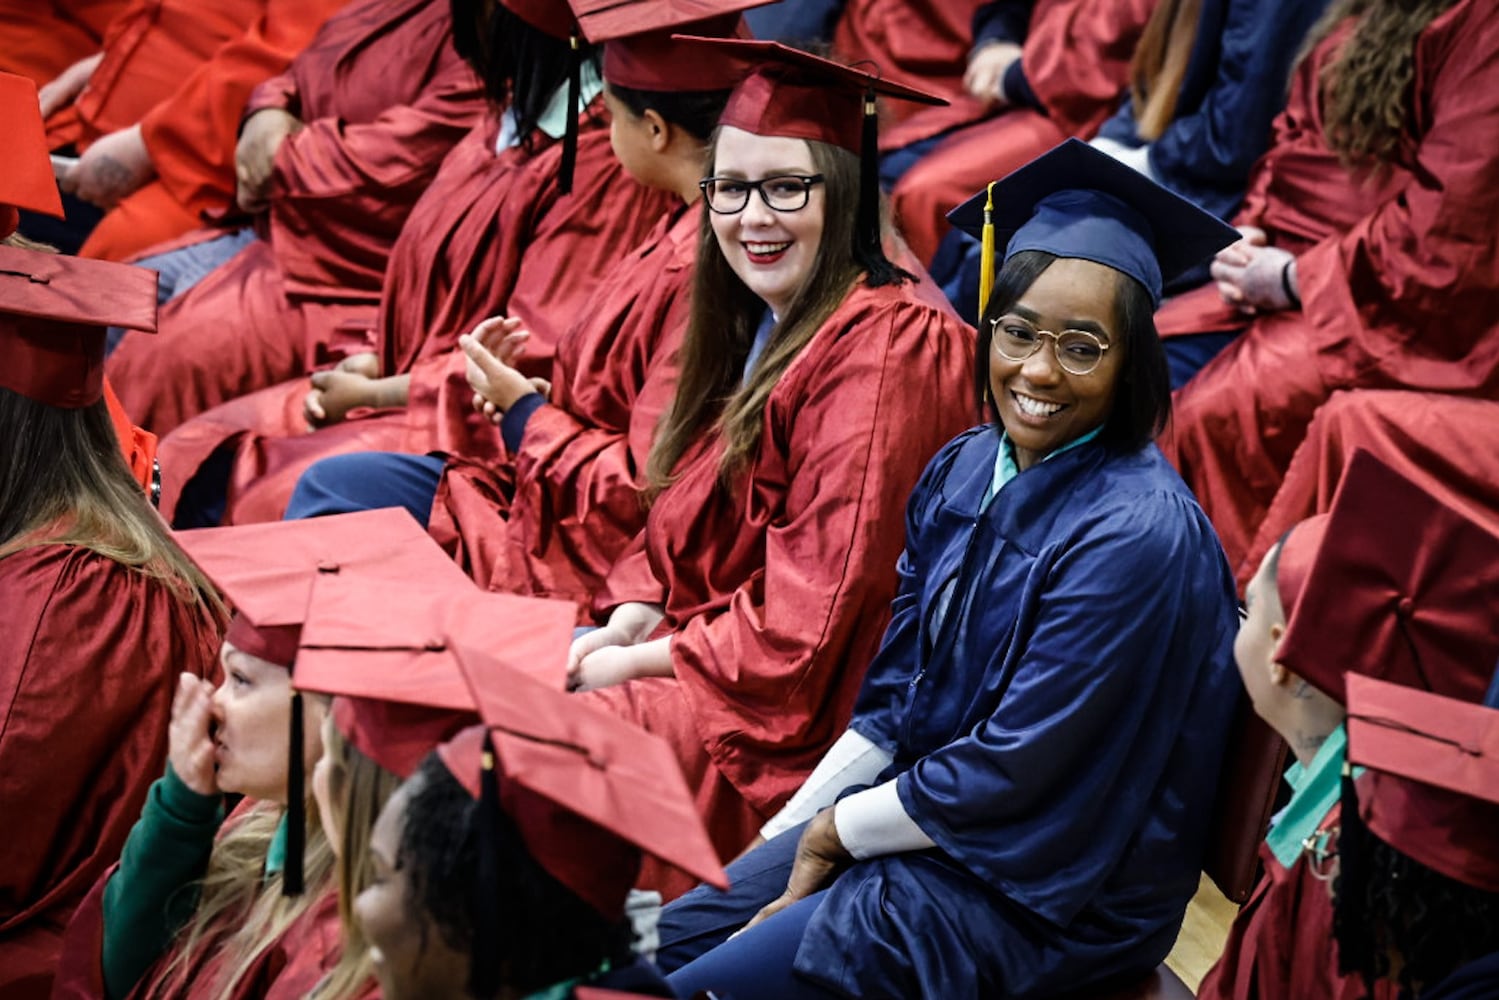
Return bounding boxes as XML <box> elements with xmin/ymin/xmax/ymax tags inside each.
<box><xmin>398</xmin><ymin>754</ymin><xmax>634</xmax><ymax>997</ymax></box>
<box><xmin>1310</xmin><ymin>0</ymin><xmax>1462</xmax><ymax>167</ymax></box>
<box><xmin>1334</xmin><ymin>805</ymin><xmax>1499</xmax><ymax>995</ymax></box>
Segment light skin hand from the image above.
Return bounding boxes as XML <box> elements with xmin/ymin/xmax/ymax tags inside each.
<box><xmin>169</xmin><ymin>672</ymin><xmax>220</xmax><ymax>797</ymax></box>
<box><xmin>38</xmin><ymin>52</ymin><xmax>103</xmax><ymax>119</ymax></box>
<box><xmin>741</xmin><ymin>808</ymin><xmax>849</xmax><ymax>932</ymax></box>
<box><xmin>963</xmin><ymin>41</ymin><xmax>1022</xmax><ymax>104</ymax></box>
<box><xmin>565</xmin><ymin>602</ymin><xmax>665</xmax><ymax>686</ymax></box>
<box><xmin>462</xmin><ymin>329</ymin><xmax>538</xmax><ymax>415</ymax></box>
<box><xmin>1210</xmin><ymin>241</ymin><xmax>1297</xmax><ymax>314</ymax></box>
<box><xmin>62</xmin><ymin>124</ymin><xmax>154</xmax><ymax>208</ymax></box>
<box><xmin>236</xmin><ymin>108</ymin><xmax>303</xmax><ymax>214</ymax></box>
<box><xmin>570</xmin><ymin>636</ymin><xmax>673</xmax><ymax>692</ymax></box>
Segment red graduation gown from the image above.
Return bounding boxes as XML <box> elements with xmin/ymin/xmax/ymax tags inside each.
<box><xmin>1160</xmin><ymin>0</ymin><xmax>1499</xmax><ymax>571</ymax></box>
<box><xmin>889</xmin><ymin>0</ymin><xmax>1153</xmax><ymax>264</ymax></box>
<box><xmin>106</xmin><ymin>0</ymin><xmax>484</xmax><ymax>434</ymax></box>
<box><xmin>582</xmin><ymin>279</ymin><xmax>975</xmax><ymax>890</ymax></box>
<box><xmin>50</xmin><ymin>873</ymin><xmax>360</xmax><ymax>1000</ymax></box>
<box><xmin>426</xmin><ymin>203</ymin><xmax>698</xmax><ymax>608</ymax></box>
<box><xmin>1240</xmin><ymin>390</ymin><xmax>1499</xmax><ymax>589</ymax></box>
<box><xmin>0</xmin><ymin>546</ymin><xmax>220</xmax><ymax>999</ymax></box>
<box><xmin>831</xmin><ymin>0</ymin><xmax>984</xmax><ymax>129</ymax></box>
<box><xmin>152</xmin><ymin>113</ymin><xmax>676</xmax><ymax>526</ymax></box>
<box><xmin>0</xmin><ymin>0</ymin><xmax>125</xmax><ymax>89</ymax></box>
<box><xmin>1197</xmin><ymin>809</ymin><xmax>1396</xmax><ymax>1000</ymax></box>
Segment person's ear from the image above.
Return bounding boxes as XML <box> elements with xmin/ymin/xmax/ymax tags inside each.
<box><xmin>643</xmin><ymin>108</ymin><xmax>670</xmax><ymax>153</ymax></box>
<box><xmin>1267</xmin><ymin>621</ymin><xmax>1289</xmax><ymax>686</ymax></box>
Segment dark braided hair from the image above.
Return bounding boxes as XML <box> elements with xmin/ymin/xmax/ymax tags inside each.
<box><xmin>397</xmin><ymin>754</ymin><xmax>634</xmax><ymax>998</ymax></box>
<box><xmin>1334</xmin><ymin>810</ymin><xmax>1499</xmax><ymax>996</ymax></box>
<box><xmin>449</xmin><ymin>0</ymin><xmax>601</xmax><ymax>149</ymax></box>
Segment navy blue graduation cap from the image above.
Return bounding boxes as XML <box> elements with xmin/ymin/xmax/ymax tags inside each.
<box><xmin>947</xmin><ymin>138</ymin><xmax>1239</xmax><ymax>310</ymax></box>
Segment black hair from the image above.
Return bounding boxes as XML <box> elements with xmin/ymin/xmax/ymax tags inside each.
<box><xmin>449</xmin><ymin>0</ymin><xmax>601</xmax><ymax>145</ymax></box>
<box><xmin>397</xmin><ymin>754</ymin><xmax>634</xmax><ymax>998</ymax></box>
<box><xmin>974</xmin><ymin>249</ymin><xmax>1170</xmax><ymax>453</ymax></box>
<box><xmin>605</xmin><ymin>82</ymin><xmax>732</xmax><ymax>144</ymax></box>
<box><xmin>1334</xmin><ymin>813</ymin><xmax>1499</xmax><ymax>996</ymax></box>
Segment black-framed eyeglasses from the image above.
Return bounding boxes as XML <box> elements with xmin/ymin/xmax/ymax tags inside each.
<box><xmin>699</xmin><ymin>174</ymin><xmax>825</xmax><ymax>215</ymax></box>
<box><xmin>989</xmin><ymin>315</ymin><xmax>1113</xmax><ymax>377</ymax></box>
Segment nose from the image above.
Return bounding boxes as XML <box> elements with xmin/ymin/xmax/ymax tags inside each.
<box><xmin>738</xmin><ymin>189</ymin><xmax>776</xmax><ymax>228</ymax></box>
<box><xmin>1019</xmin><ymin>337</ymin><xmax>1064</xmax><ymax>385</ymax></box>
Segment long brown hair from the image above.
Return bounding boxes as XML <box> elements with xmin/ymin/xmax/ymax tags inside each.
<box><xmin>0</xmin><ymin>387</ymin><xmax>221</xmax><ymax>611</ymax></box>
<box><xmin>1310</xmin><ymin>0</ymin><xmax>1461</xmax><ymax>165</ymax></box>
<box><xmin>318</xmin><ymin>722</ymin><xmax>402</xmax><ymax>1000</ymax></box>
<box><xmin>646</xmin><ymin>135</ymin><xmax>880</xmax><ymax>494</ymax></box>
<box><xmin>1128</xmin><ymin>0</ymin><xmax>1204</xmax><ymax>140</ymax></box>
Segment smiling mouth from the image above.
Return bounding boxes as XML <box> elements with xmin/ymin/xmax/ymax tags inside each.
<box><xmin>1012</xmin><ymin>390</ymin><xmax>1065</xmax><ymax>418</ymax></box>
<box><xmin>744</xmin><ymin>241</ymin><xmax>790</xmax><ymax>264</ymax></box>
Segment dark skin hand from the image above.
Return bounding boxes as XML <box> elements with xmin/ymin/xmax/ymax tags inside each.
<box><xmin>741</xmin><ymin>807</ymin><xmax>851</xmax><ymax>932</ymax></box>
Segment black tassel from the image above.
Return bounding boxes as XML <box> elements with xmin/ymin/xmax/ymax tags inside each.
<box><xmin>471</xmin><ymin>733</ymin><xmax>504</xmax><ymax>998</ymax></box>
<box><xmin>855</xmin><ymin>89</ymin><xmax>908</xmax><ymax>288</ymax></box>
<box><xmin>1332</xmin><ymin>761</ymin><xmax>1369</xmax><ymax>981</ymax></box>
<box><xmin>283</xmin><ymin>690</ymin><xmax>305</xmax><ymax>896</ymax></box>
<box><xmin>558</xmin><ymin>33</ymin><xmax>581</xmax><ymax>196</ymax></box>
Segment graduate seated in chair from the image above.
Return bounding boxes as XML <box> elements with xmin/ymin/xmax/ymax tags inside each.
<box><xmin>1333</xmin><ymin>676</ymin><xmax>1499</xmax><ymax>1000</ymax></box>
<box><xmin>652</xmin><ymin>139</ymin><xmax>1243</xmax><ymax>999</ymax></box>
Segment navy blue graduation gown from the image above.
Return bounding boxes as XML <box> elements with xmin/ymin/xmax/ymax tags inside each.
<box><xmin>794</xmin><ymin>427</ymin><xmax>1240</xmax><ymax>997</ymax></box>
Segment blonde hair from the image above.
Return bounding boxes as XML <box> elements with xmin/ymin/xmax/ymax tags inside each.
<box><xmin>155</xmin><ymin>800</ymin><xmax>337</xmax><ymax>1000</ymax></box>
<box><xmin>316</xmin><ymin>724</ymin><xmax>401</xmax><ymax>1000</ymax></box>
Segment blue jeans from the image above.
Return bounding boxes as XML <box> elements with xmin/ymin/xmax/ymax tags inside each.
<box><xmin>105</xmin><ymin>228</ymin><xmax>258</xmax><ymax>355</ymax></box>
<box><xmin>284</xmin><ymin>452</ymin><xmax>446</xmax><ymax>525</ymax></box>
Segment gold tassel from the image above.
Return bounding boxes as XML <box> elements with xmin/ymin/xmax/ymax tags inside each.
<box><xmin>978</xmin><ymin>181</ymin><xmax>997</xmax><ymax>319</ymax></box>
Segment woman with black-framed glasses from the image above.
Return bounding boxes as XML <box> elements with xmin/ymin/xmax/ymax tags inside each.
<box><xmin>562</xmin><ymin>40</ymin><xmax>976</xmax><ymax>891</ymax></box>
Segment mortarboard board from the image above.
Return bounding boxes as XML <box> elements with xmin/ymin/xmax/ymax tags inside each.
<box><xmin>574</xmin><ymin>0</ymin><xmax>765</xmax><ymax>92</ymax></box>
<box><xmin>441</xmin><ymin>644</ymin><xmax>729</xmax><ymax>994</ymax></box>
<box><xmin>0</xmin><ymin>245</ymin><xmax>158</xmax><ymax>408</ymax></box>
<box><xmin>1277</xmin><ymin>450</ymin><xmax>1499</xmax><ymax>707</ymax></box>
<box><xmin>0</xmin><ymin>71</ymin><xmax>64</xmax><ymax>236</ymax></box>
<box><xmin>1345</xmin><ymin>673</ymin><xmax>1499</xmax><ymax>891</ymax></box>
<box><xmin>672</xmin><ymin>36</ymin><xmax>945</xmax><ymax>287</ymax></box>
<box><xmin>294</xmin><ymin>567</ymin><xmax>578</xmax><ymax>778</ymax></box>
<box><xmin>947</xmin><ymin>138</ymin><xmax>1239</xmax><ymax>312</ymax></box>
<box><xmin>175</xmin><ymin>507</ymin><xmax>472</xmax><ymax>894</ymax></box>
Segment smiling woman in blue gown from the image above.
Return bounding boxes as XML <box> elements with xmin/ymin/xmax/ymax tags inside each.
<box><xmin>653</xmin><ymin>139</ymin><xmax>1246</xmax><ymax>999</ymax></box>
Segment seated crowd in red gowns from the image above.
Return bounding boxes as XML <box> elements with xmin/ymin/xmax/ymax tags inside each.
<box><xmin>2</xmin><ymin>0</ymin><xmax>1498</xmax><ymax>997</ymax></box>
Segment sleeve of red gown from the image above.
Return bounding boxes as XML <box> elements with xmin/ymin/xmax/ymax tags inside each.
<box><xmin>1022</xmin><ymin>0</ymin><xmax>1154</xmax><ymax>136</ymax></box>
<box><xmin>262</xmin><ymin>47</ymin><xmax>482</xmax><ymax>274</ymax></box>
<box><xmin>1294</xmin><ymin>5</ymin><xmax>1499</xmax><ymax>386</ymax></box>
<box><xmin>0</xmin><ymin>547</ymin><xmax>220</xmax><ymax>995</ymax></box>
<box><xmin>669</xmin><ymin>299</ymin><xmax>974</xmax><ymax>807</ymax></box>
<box><xmin>509</xmin><ymin>296</ymin><xmax>688</xmax><ymax>582</ymax></box>
<box><xmin>137</xmin><ymin>0</ymin><xmax>346</xmax><ymax>219</ymax></box>
<box><xmin>595</xmin><ymin>532</ymin><xmax>668</xmax><ymax>611</ymax></box>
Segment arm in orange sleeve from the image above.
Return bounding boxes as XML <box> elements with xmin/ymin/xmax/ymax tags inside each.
<box><xmin>137</xmin><ymin>0</ymin><xmax>346</xmax><ymax>219</ymax></box>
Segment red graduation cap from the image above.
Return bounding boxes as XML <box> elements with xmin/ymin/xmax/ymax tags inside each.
<box><xmin>1276</xmin><ymin>450</ymin><xmax>1499</xmax><ymax>706</ymax></box>
<box><xmin>0</xmin><ymin>245</ymin><xmax>157</xmax><ymax>408</ymax></box>
<box><xmin>1273</xmin><ymin>511</ymin><xmax>1329</xmax><ymax>616</ymax></box>
<box><xmin>294</xmin><ymin>567</ymin><xmax>577</xmax><ymax>779</ymax></box>
<box><xmin>501</xmin><ymin>0</ymin><xmax>578</xmax><ymax>39</ymax></box>
<box><xmin>1345</xmin><ymin>673</ymin><xmax>1499</xmax><ymax>891</ymax></box>
<box><xmin>0</xmin><ymin>70</ymin><xmax>64</xmax><ymax>235</ymax></box>
<box><xmin>437</xmin><ymin>646</ymin><xmax>728</xmax><ymax>984</ymax></box>
<box><xmin>674</xmin><ymin>36</ymin><xmax>944</xmax><ymax>151</ymax></box>
<box><xmin>574</xmin><ymin>0</ymin><xmax>766</xmax><ymax>92</ymax></box>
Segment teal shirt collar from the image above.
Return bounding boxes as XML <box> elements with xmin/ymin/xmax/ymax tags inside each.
<box><xmin>265</xmin><ymin>811</ymin><xmax>289</xmax><ymax>879</ymax></box>
<box><xmin>1266</xmin><ymin>723</ymin><xmax>1347</xmax><ymax>869</ymax></box>
<box><xmin>519</xmin><ymin>959</ymin><xmax>612</xmax><ymax>1000</ymax></box>
<box><xmin>982</xmin><ymin>425</ymin><xmax>1103</xmax><ymax>509</ymax></box>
